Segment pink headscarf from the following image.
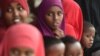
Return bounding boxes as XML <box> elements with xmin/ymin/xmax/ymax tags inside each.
<box><xmin>2</xmin><ymin>23</ymin><xmax>45</xmax><ymax>56</ymax></box>
<box><xmin>0</xmin><ymin>0</ymin><xmax>29</xmax><ymax>15</ymax></box>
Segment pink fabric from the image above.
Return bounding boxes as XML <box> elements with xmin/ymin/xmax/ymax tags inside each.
<box><xmin>0</xmin><ymin>0</ymin><xmax>30</xmax><ymax>43</ymax></box>
<box><xmin>0</xmin><ymin>0</ymin><xmax>30</xmax><ymax>50</ymax></box>
<box><xmin>2</xmin><ymin>23</ymin><xmax>45</xmax><ymax>56</ymax></box>
<box><xmin>0</xmin><ymin>0</ymin><xmax>29</xmax><ymax>15</ymax></box>
<box><xmin>62</xmin><ymin>0</ymin><xmax>83</xmax><ymax>41</ymax></box>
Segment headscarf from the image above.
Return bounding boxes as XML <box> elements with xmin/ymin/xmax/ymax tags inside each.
<box><xmin>37</xmin><ymin>0</ymin><xmax>64</xmax><ymax>36</ymax></box>
<box><xmin>0</xmin><ymin>0</ymin><xmax>30</xmax><ymax>25</ymax></box>
<box><xmin>0</xmin><ymin>0</ymin><xmax>29</xmax><ymax>15</ymax></box>
<box><xmin>0</xmin><ymin>0</ymin><xmax>30</xmax><ymax>43</ymax></box>
<box><xmin>2</xmin><ymin>23</ymin><xmax>45</xmax><ymax>56</ymax></box>
<box><xmin>62</xmin><ymin>0</ymin><xmax>83</xmax><ymax>41</ymax></box>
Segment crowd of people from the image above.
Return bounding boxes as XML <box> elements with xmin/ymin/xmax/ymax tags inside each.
<box><xmin>0</xmin><ymin>0</ymin><xmax>99</xmax><ymax>56</ymax></box>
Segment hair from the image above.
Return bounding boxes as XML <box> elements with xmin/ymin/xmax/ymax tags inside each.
<box><xmin>83</xmin><ymin>21</ymin><xmax>94</xmax><ymax>32</ymax></box>
<box><xmin>61</xmin><ymin>35</ymin><xmax>78</xmax><ymax>44</ymax></box>
<box><xmin>43</xmin><ymin>36</ymin><xmax>63</xmax><ymax>49</ymax></box>
<box><xmin>61</xmin><ymin>35</ymin><xmax>80</xmax><ymax>52</ymax></box>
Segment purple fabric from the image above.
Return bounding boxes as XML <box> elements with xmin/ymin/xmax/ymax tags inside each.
<box><xmin>37</xmin><ymin>0</ymin><xmax>64</xmax><ymax>36</ymax></box>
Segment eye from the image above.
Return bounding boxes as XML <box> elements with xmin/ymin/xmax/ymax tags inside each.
<box><xmin>25</xmin><ymin>51</ymin><xmax>33</xmax><ymax>56</ymax></box>
<box><xmin>10</xmin><ymin>49</ymin><xmax>20</xmax><ymax>56</ymax></box>
<box><xmin>86</xmin><ymin>35</ymin><xmax>91</xmax><ymax>38</ymax></box>
<box><xmin>58</xmin><ymin>11</ymin><xmax>63</xmax><ymax>16</ymax></box>
<box><xmin>17</xmin><ymin>5</ymin><xmax>24</xmax><ymax>11</ymax></box>
<box><xmin>6</xmin><ymin>7</ymin><xmax>13</xmax><ymax>13</ymax></box>
<box><xmin>47</xmin><ymin>12</ymin><xmax>53</xmax><ymax>16</ymax></box>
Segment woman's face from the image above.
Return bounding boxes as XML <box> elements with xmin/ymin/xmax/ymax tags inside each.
<box><xmin>45</xmin><ymin>6</ymin><xmax>63</xmax><ymax>30</ymax></box>
<box><xmin>10</xmin><ymin>47</ymin><xmax>34</xmax><ymax>56</ymax></box>
<box><xmin>4</xmin><ymin>2</ymin><xmax>29</xmax><ymax>26</ymax></box>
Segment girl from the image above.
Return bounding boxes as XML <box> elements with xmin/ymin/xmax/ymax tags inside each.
<box><xmin>37</xmin><ymin>0</ymin><xmax>64</xmax><ymax>38</ymax></box>
<box><xmin>1</xmin><ymin>23</ymin><xmax>45</xmax><ymax>56</ymax></box>
<box><xmin>0</xmin><ymin>0</ymin><xmax>30</xmax><ymax>43</ymax></box>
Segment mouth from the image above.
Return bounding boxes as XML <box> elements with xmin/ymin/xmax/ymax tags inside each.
<box><xmin>54</xmin><ymin>22</ymin><xmax>60</xmax><ymax>27</ymax></box>
<box><xmin>13</xmin><ymin>18</ymin><xmax>21</xmax><ymax>24</ymax></box>
<box><xmin>88</xmin><ymin>43</ymin><xmax>93</xmax><ymax>46</ymax></box>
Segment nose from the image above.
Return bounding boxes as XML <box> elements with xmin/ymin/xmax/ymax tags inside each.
<box><xmin>53</xmin><ymin>14</ymin><xmax>59</xmax><ymax>23</ymax></box>
<box><xmin>54</xmin><ymin>14</ymin><xmax>58</xmax><ymax>21</ymax></box>
<box><xmin>20</xmin><ymin>53</ymin><xmax>26</xmax><ymax>56</ymax></box>
<box><xmin>90</xmin><ymin>37</ymin><xmax>94</xmax><ymax>42</ymax></box>
<box><xmin>13</xmin><ymin>9</ymin><xmax>19</xmax><ymax>17</ymax></box>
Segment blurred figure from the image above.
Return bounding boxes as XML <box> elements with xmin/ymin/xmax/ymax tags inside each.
<box><xmin>61</xmin><ymin>36</ymin><xmax>83</xmax><ymax>56</ymax></box>
<box><xmin>62</xmin><ymin>0</ymin><xmax>83</xmax><ymax>41</ymax></box>
<box><xmin>1</xmin><ymin>23</ymin><xmax>45</xmax><ymax>56</ymax></box>
<box><xmin>44</xmin><ymin>36</ymin><xmax>65</xmax><ymax>56</ymax></box>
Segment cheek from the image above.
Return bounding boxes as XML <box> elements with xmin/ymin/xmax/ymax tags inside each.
<box><xmin>20</xmin><ymin>11</ymin><xmax>28</xmax><ymax>19</ymax></box>
<box><xmin>5</xmin><ymin>12</ymin><xmax>13</xmax><ymax>20</ymax></box>
<box><xmin>45</xmin><ymin>16</ymin><xmax>53</xmax><ymax>25</ymax></box>
<box><xmin>59</xmin><ymin>15</ymin><xmax>63</xmax><ymax>21</ymax></box>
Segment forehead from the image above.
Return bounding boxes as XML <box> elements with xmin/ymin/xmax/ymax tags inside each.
<box><xmin>66</xmin><ymin>42</ymin><xmax>82</xmax><ymax>52</ymax></box>
<box><xmin>10</xmin><ymin>47</ymin><xmax>34</xmax><ymax>52</ymax></box>
<box><xmin>47</xmin><ymin>6</ymin><xmax>62</xmax><ymax>12</ymax></box>
<box><xmin>47</xmin><ymin>43</ymin><xmax>65</xmax><ymax>51</ymax></box>
<box><xmin>84</xmin><ymin>27</ymin><xmax>95</xmax><ymax>35</ymax></box>
<box><xmin>84</xmin><ymin>26</ymin><xmax>95</xmax><ymax>33</ymax></box>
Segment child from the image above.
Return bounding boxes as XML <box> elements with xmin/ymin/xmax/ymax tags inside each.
<box><xmin>43</xmin><ymin>36</ymin><xmax>65</xmax><ymax>56</ymax></box>
<box><xmin>37</xmin><ymin>0</ymin><xmax>64</xmax><ymax>38</ymax></box>
<box><xmin>61</xmin><ymin>36</ymin><xmax>83</xmax><ymax>56</ymax></box>
<box><xmin>1</xmin><ymin>23</ymin><xmax>45</xmax><ymax>56</ymax></box>
<box><xmin>81</xmin><ymin>21</ymin><xmax>96</xmax><ymax>49</ymax></box>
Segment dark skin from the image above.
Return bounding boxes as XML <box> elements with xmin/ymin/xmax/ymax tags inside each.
<box><xmin>81</xmin><ymin>26</ymin><xmax>95</xmax><ymax>48</ymax></box>
<box><xmin>10</xmin><ymin>47</ymin><xmax>34</xmax><ymax>56</ymax></box>
<box><xmin>45</xmin><ymin>6</ymin><xmax>64</xmax><ymax>38</ymax></box>
<box><xmin>3</xmin><ymin>2</ymin><xmax>29</xmax><ymax>27</ymax></box>
<box><xmin>65</xmin><ymin>42</ymin><xmax>83</xmax><ymax>56</ymax></box>
<box><xmin>46</xmin><ymin>43</ymin><xmax>65</xmax><ymax>56</ymax></box>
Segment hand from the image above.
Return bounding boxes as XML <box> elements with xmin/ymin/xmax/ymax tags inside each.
<box><xmin>53</xmin><ymin>28</ymin><xmax>64</xmax><ymax>39</ymax></box>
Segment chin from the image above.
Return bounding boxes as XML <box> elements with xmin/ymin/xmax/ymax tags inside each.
<box><xmin>86</xmin><ymin>46</ymin><xmax>92</xmax><ymax>49</ymax></box>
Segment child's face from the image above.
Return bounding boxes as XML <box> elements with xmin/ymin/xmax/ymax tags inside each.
<box><xmin>81</xmin><ymin>27</ymin><xmax>95</xmax><ymax>48</ymax></box>
<box><xmin>65</xmin><ymin>42</ymin><xmax>83</xmax><ymax>56</ymax></box>
<box><xmin>4</xmin><ymin>2</ymin><xmax>28</xmax><ymax>26</ymax></box>
<box><xmin>10</xmin><ymin>47</ymin><xmax>34</xmax><ymax>56</ymax></box>
<box><xmin>46</xmin><ymin>43</ymin><xmax>65</xmax><ymax>56</ymax></box>
<box><xmin>45</xmin><ymin>6</ymin><xmax>63</xmax><ymax>30</ymax></box>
